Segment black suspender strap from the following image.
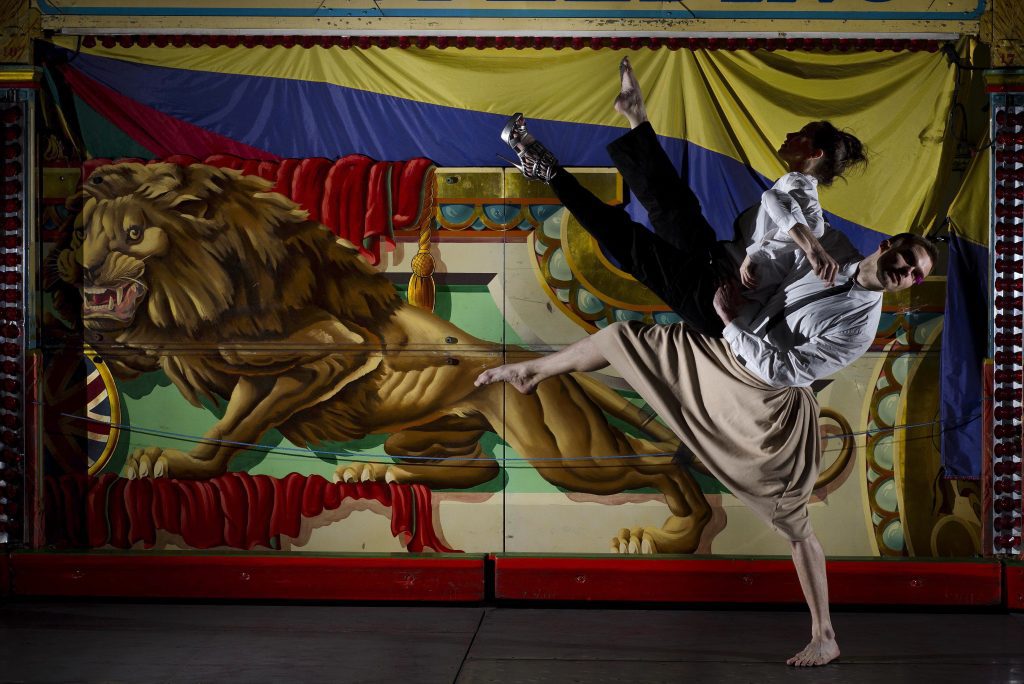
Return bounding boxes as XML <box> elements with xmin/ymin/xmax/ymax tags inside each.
<box><xmin>762</xmin><ymin>279</ymin><xmax>857</xmax><ymax>333</ymax></box>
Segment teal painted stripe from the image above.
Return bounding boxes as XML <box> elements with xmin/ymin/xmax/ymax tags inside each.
<box><xmin>35</xmin><ymin>0</ymin><xmax>985</xmax><ymax>20</ymax></box>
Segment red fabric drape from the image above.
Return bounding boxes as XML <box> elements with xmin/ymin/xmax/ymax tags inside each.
<box><xmin>45</xmin><ymin>473</ymin><xmax>457</xmax><ymax>553</ymax></box>
<box><xmin>61</xmin><ymin>64</ymin><xmax>275</xmax><ymax>161</ymax></box>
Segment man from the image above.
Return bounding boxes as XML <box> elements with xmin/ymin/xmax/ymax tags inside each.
<box><xmin>478</xmin><ymin>58</ymin><xmax>936</xmax><ymax>667</ymax></box>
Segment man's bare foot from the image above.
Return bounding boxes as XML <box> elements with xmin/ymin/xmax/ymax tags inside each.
<box><xmin>475</xmin><ymin>362</ymin><xmax>542</xmax><ymax>394</ymax></box>
<box><xmin>614</xmin><ymin>56</ymin><xmax>648</xmax><ymax>129</ymax></box>
<box><xmin>786</xmin><ymin>636</ymin><xmax>840</xmax><ymax>667</ymax></box>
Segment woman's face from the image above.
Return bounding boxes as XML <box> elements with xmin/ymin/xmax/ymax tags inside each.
<box><xmin>779</xmin><ymin>123</ymin><xmax>824</xmax><ymax>169</ymax></box>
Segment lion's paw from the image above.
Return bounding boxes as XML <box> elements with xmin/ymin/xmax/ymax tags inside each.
<box><xmin>336</xmin><ymin>462</ymin><xmax>396</xmax><ymax>484</ymax></box>
<box><xmin>610</xmin><ymin>515</ymin><xmax>704</xmax><ymax>555</ymax></box>
<box><xmin>124</xmin><ymin>447</ymin><xmax>176</xmax><ymax>479</ymax></box>
<box><xmin>611</xmin><ymin>527</ymin><xmax>659</xmax><ymax>555</ymax></box>
<box><xmin>123</xmin><ymin>447</ymin><xmax>221</xmax><ymax>479</ymax></box>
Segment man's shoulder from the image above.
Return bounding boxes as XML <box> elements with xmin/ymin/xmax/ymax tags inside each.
<box><xmin>819</xmin><ymin>225</ymin><xmax>865</xmax><ymax>264</ymax></box>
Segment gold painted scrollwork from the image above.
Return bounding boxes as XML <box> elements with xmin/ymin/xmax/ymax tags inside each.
<box><xmin>529</xmin><ymin>171</ymin><xmax>678</xmax><ymax>333</ymax></box>
<box><xmin>817</xmin><ymin>408</ymin><xmax>855</xmax><ymax>488</ymax></box>
<box><xmin>867</xmin><ymin>287</ymin><xmax>981</xmax><ymax>558</ymax></box>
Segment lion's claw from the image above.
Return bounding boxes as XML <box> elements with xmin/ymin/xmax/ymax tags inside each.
<box><xmin>122</xmin><ymin>447</ymin><xmax>192</xmax><ymax>479</ymax></box>
<box><xmin>612</xmin><ymin>527</ymin><xmax>659</xmax><ymax>555</ymax></box>
<box><xmin>336</xmin><ymin>462</ymin><xmax>398</xmax><ymax>485</ymax></box>
<box><xmin>125</xmin><ymin>447</ymin><xmax>168</xmax><ymax>479</ymax></box>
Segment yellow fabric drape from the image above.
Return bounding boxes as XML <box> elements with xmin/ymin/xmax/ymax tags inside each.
<box><xmin>54</xmin><ymin>35</ymin><xmax>963</xmax><ymax>237</ymax></box>
<box><xmin>947</xmin><ymin>143</ymin><xmax>991</xmax><ymax>246</ymax></box>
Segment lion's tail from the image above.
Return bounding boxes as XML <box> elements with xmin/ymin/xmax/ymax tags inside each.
<box><xmin>571</xmin><ymin>372</ymin><xmax>679</xmax><ymax>446</ymax></box>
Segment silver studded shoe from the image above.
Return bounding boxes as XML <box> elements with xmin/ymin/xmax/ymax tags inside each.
<box><xmin>500</xmin><ymin>113</ymin><xmax>559</xmax><ymax>183</ymax></box>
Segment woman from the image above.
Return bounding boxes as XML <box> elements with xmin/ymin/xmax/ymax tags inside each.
<box><xmin>499</xmin><ymin>56</ymin><xmax>868</xmax><ymax>337</ymax></box>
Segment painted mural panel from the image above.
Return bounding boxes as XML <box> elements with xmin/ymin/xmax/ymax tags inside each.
<box><xmin>35</xmin><ymin>37</ymin><xmax>982</xmax><ymax>558</ymax></box>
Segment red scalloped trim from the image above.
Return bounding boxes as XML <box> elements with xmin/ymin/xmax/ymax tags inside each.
<box><xmin>80</xmin><ymin>34</ymin><xmax>944</xmax><ymax>53</ymax></box>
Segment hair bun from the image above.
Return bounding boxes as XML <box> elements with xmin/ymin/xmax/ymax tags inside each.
<box><xmin>810</xmin><ymin>122</ymin><xmax>867</xmax><ymax>186</ymax></box>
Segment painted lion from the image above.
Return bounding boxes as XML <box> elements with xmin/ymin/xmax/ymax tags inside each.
<box><xmin>77</xmin><ymin>161</ymin><xmax>738</xmax><ymax>553</ymax></box>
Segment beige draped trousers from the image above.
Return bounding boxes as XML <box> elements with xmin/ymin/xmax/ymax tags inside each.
<box><xmin>592</xmin><ymin>321</ymin><xmax>821</xmax><ymax>540</ymax></box>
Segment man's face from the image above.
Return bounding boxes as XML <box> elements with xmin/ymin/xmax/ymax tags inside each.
<box><xmin>874</xmin><ymin>239</ymin><xmax>934</xmax><ymax>292</ymax></box>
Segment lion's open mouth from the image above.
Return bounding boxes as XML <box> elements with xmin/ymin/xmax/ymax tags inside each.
<box><xmin>83</xmin><ymin>282</ymin><xmax>147</xmax><ymax>329</ymax></box>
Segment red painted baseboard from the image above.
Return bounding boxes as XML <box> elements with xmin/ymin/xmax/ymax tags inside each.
<box><xmin>493</xmin><ymin>556</ymin><xmax>1003</xmax><ymax>606</ymax></box>
<box><xmin>10</xmin><ymin>552</ymin><xmax>485</xmax><ymax>602</ymax></box>
<box><xmin>1008</xmin><ymin>562</ymin><xmax>1024</xmax><ymax>610</ymax></box>
<box><xmin>8</xmin><ymin>553</ymin><xmax>1007</xmax><ymax>607</ymax></box>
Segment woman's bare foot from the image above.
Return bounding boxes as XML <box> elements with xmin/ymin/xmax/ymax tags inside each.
<box><xmin>614</xmin><ymin>56</ymin><xmax>648</xmax><ymax>129</ymax></box>
<box><xmin>786</xmin><ymin>636</ymin><xmax>840</xmax><ymax>667</ymax></box>
<box><xmin>475</xmin><ymin>362</ymin><xmax>542</xmax><ymax>394</ymax></box>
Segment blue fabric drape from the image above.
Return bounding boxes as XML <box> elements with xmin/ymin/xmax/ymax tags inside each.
<box><xmin>940</xmin><ymin>232</ymin><xmax>987</xmax><ymax>478</ymax></box>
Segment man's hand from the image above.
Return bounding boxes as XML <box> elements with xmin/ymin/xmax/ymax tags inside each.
<box><xmin>789</xmin><ymin>224</ymin><xmax>838</xmax><ymax>286</ymax></box>
<box><xmin>713</xmin><ymin>280</ymin><xmax>744</xmax><ymax>326</ymax></box>
<box><xmin>739</xmin><ymin>255</ymin><xmax>758</xmax><ymax>289</ymax></box>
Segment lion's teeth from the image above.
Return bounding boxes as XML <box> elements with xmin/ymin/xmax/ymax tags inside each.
<box><xmin>115</xmin><ymin>288</ymin><xmax>123</xmax><ymax>306</ymax></box>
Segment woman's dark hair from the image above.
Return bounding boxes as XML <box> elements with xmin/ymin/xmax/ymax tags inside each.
<box><xmin>809</xmin><ymin>121</ymin><xmax>867</xmax><ymax>186</ymax></box>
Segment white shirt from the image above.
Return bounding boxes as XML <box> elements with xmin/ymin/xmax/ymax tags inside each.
<box><xmin>746</xmin><ymin>172</ymin><xmax>824</xmax><ymax>266</ymax></box>
<box><xmin>722</xmin><ymin>230</ymin><xmax>882</xmax><ymax>389</ymax></box>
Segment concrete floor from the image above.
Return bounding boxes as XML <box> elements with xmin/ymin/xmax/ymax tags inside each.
<box><xmin>2</xmin><ymin>602</ymin><xmax>1023</xmax><ymax>683</ymax></box>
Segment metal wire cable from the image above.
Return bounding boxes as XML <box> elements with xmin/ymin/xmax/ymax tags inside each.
<box><xmin>52</xmin><ymin>408</ymin><xmax>981</xmax><ymax>469</ymax></box>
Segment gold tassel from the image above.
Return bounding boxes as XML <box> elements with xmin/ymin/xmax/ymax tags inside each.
<box><xmin>407</xmin><ymin>170</ymin><xmax>436</xmax><ymax>312</ymax></box>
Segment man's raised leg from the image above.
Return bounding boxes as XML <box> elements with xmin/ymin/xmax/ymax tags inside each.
<box><xmin>474</xmin><ymin>334</ymin><xmax>609</xmax><ymax>394</ymax></box>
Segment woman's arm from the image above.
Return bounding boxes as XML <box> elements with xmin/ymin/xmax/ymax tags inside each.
<box><xmin>787</xmin><ymin>224</ymin><xmax>838</xmax><ymax>286</ymax></box>
<box><xmin>746</xmin><ymin>175</ymin><xmax>829</xmax><ymax>280</ymax></box>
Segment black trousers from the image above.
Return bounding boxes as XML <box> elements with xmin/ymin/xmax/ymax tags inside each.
<box><xmin>550</xmin><ymin>122</ymin><xmax>733</xmax><ymax>338</ymax></box>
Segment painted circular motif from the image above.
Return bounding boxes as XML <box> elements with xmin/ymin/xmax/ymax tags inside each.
<box><xmin>439</xmin><ymin>204</ymin><xmax>476</xmax><ymax>225</ymax></box>
<box><xmin>874</xmin><ymin>478</ymin><xmax>899</xmax><ymax>513</ymax></box>
<box><xmin>873</xmin><ymin>434</ymin><xmax>895</xmax><ymax>471</ymax></box>
<box><xmin>881</xmin><ymin>519</ymin><xmax>905</xmax><ymax>551</ymax></box>
<box><xmin>530</xmin><ymin>205</ymin><xmax>560</xmax><ymax>223</ymax></box>
<box><xmin>85</xmin><ymin>346</ymin><xmax>121</xmax><ymax>475</ymax></box>
<box><xmin>41</xmin><ymin>346</ymin><xmax>120</xmax><ymax>476</ymax></box>
<box><xmin>561</xmin><ymin>211</ymin><xmax>666</xmax><ymax>311</ymax></box>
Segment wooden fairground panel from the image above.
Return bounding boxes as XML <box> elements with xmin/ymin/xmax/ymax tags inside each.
<box><xmin>31</xmin><ymin>36</ymin><xmax>984</xmax><ymax>561</ymax></box>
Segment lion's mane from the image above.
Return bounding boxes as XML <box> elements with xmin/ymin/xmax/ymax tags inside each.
<box><xmin>83</xmin><ymin>162</ymin><xmax>402</xmax><ymax>344</ymax></box>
